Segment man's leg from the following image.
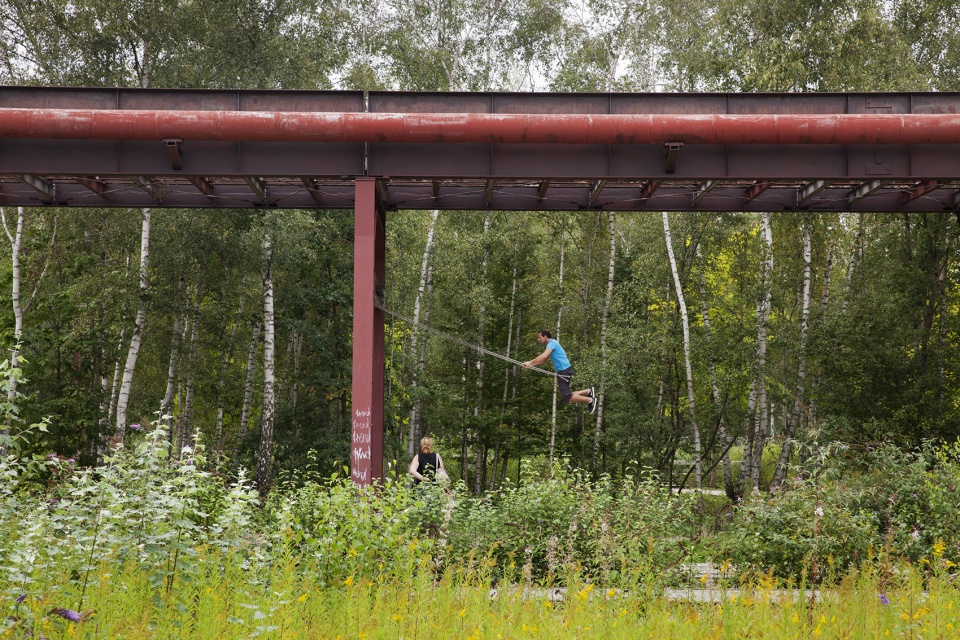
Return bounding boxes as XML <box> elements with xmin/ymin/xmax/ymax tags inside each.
<box><xmin>569</xmin><ymin>390</ymin><xmax>591</xmax><ymax>404</ymax></box>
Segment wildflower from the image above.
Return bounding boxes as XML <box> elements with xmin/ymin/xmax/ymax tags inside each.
<box><xmin>15</xmin><ymin>595</ymin><xmax>26</xmax><ymax>605</ymax></box>
<box><xmin>130</xmin><ymin>423</ymin><xmax>141</xmax><ymax>430</ymax></box>
<box><xmin>912</xmin><ymin>530</ymin><xmax>921</xmax><ymax>542</ymax></box>
<box><xmin>50</xmin><ymin>608</ymin><xmax>82</xmax><ymax>623</ymax></box>
<box><xmin>344</xmin><ymin>576</ymin><xmax>354</xmax><ymax>587</ymax></box>
<box><xmin>67</xmin><ymin>459</ymin><xmax>75</xmax><ymax>464</ymax></box>
<box><xmin>392</xmin><ymin>614</ymin><xmax>402</xmax><ymax>622</ymax></box>
<box><xmin>878</xmin><ymin>594</ymin><xmax>891</xmax><ymax>605</ymax></box>
<box><xmin>814</xmin><ymin>506</ymin><xmax>824</xmax><ymax>518</ymax></box>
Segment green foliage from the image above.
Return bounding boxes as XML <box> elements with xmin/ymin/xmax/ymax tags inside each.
<box><xmin>721</xmin><ymin>440</ymin><xmax>960</xmax><ymax>581</ymax></box>
<box><xmin>448</xmin><ymin>462</ymin><xmax>696</xmax><ymax>585</ymax></box>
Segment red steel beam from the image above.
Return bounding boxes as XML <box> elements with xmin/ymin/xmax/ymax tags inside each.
<box><xmin>3</xmin><ymin>109</ymin><xmax>960</xmax><ymax>145</ymax></box>
<box><xmin>351</xmin><ymin>178</ymin><xmax>385</xmax><ymax>486</ymax></box>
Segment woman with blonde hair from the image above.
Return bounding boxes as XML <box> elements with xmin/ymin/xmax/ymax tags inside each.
<box><xmin>408</xmin><ymin>436</ymin><xmax>446</xmax><ymax>484</ymax></box>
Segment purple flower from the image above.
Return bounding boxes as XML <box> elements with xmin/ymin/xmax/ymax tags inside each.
<box><xmin>48</xmin><ymin>454</ymin><xmax>57</xmax><ymax>459</ymax></box>
<box><xmin>15</xmin><ymin>594</ymin><xmax>26</xmax><ymax>604</ymax></box>
<box><xmin>129</xmin><ymin>423</ymin><xmax>141</xmax><ymax>430</ymax></box>
<box><xmin>879</xmin><ymin>593</ymin><xmax>891</xmax><ymax>605</ymax></box>
<box><xmin>67</xmin><ymin>459</ymin><xmax>75</xmax><ymax>464</ymax></box>
<box><xmin>49</xmin><ymin>607</ymin><xmax>81</xmax><ymax>622</ymax></box>
<box><xmin>912</xmin><ymin>493</ymin><xmax>917</xmax><ymax>499</ymax></box>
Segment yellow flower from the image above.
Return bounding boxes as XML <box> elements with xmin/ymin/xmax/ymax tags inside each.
<box><xmin>544</xmin><ymin>601</ymin><xmax>552</xmax><ymax>609</ymax></box>
<box><xmin>298</xmin><ymin>593</ymin><xmax>308</xmax><ymax>603</ymax></box>
<box><xmin>700</xmin><ymin>574</ymin><xmax>708</xmax><ymax>584</ymax></box>
<box><xmin>607</xmin><ymin>588</ymin><xmax>616</xmax><ymax>598</ymax></box>
<box><xmin>459</xmin><ymin>608</ymin><xmax>467</xmax><ymax>617</ymax></box>
<box><xmin>348</xmin><ymin>548</ymin><xmax>359</xmax><ymax>557</ymax></box>
<box><xmin>344</xmin><ymin>576</ymin><xmax>354</xmax><ymax>587</ymax></box>
<box><xmin>392</xmin><ymin>614</ymin><xmax>402</xmax><ymax>622</ymax></box>
<box><xmin>934</xmin><ymin>538</ymin><xmax>947</xmax><ymax>557</ymax></box>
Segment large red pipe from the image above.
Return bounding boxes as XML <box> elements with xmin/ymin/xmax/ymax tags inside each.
<box><xmin>2</xmin><ymin>108</ymin><xmax>960</xmax><ymax>144</ymax></box>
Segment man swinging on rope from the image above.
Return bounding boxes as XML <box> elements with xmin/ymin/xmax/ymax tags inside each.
<box><xmin>522</xmin><ymin>330</ymin><xmax>597</xmax><ymax>414</ymax></box>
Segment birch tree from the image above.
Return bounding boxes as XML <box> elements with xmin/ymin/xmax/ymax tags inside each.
<box><xmin>771</xmin><ymin>215</ymin><xmax>812</xmax><ymax>489</ymax></box>
<box><xmin>407</xmin><ymin>211</ymin><xmax>439</xmax><ymax>456</ymax></box>
<box><xmin>662</xmin><ymin>212</ymin><xmax>702</xmax><ymax>489</ymax></box>
<box><xmin>592</xmin><ymin>211</ymin><xmax>616</xmax><ymax>469</ymax></box>
<box><xmin>115</xmin><ymin>209</ymin><xmax>151</xmax><ymax>439</ymax></box>
<box><xmin>256</xmin><ymin>226</ymin><xmax>276</xmax><ymax>495</ymax></box>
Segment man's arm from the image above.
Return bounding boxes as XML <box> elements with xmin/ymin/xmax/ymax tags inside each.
<box><xmin>523</xmin><ymin>347</ymin><xmax>552</xmax><ymax>369</ymax></box>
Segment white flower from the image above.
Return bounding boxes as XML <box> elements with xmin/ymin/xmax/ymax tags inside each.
<box><xmin>814</xmin><ymin>506</ymin><xmax>824</xmax><ymax>518</ymax></box>
<box><xmin>911</xmin><ymin>530</ymin><xmax>921</xmax><ymax>542</ymax></box>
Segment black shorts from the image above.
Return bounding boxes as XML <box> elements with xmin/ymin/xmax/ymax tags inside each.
<box><xmin>557</xmin><ymin>367</ymin><xmax>575</xmax><ymax>403</ymax></box>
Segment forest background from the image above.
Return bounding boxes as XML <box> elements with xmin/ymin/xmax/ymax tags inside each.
<box><xmin>2</xmin><ymin>0</ymin><xmax>960</xmax><ymax>498</ymax></box>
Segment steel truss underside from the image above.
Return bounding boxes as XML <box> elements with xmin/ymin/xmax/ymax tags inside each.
<box><xmin>2</xmin><ymin>87</ymin><xmax>960</xmax><ymax>212</ymax></box>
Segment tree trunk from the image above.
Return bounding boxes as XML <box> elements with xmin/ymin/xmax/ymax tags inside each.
<box><xmin>592</xmin><ymin>212</ymin><xmax>616</xmax><ymax>470</ymax></box>
<box><xmin>748</xmin><ymin>213</ymin><xmax>774</xmax><ymax>491</ymax></box>
<box><xmin>474</xmin><ymin>215</ymin><xmax>491</xmax><ymax>495</ymax></box>
<box><xmin>256</xmin><ymin>227</ymin><xmax>276</xmax><ymax>496</ymax></box>
<box><xmin>238</xmin><ymin>322</ymin><xmax>261</xmax><ymax>444</ymax></box>
<box><xmin>772</xmin><ymin>215</ymin><xmax>812</xmax><ymax>489</ymax></box>
<box><xmin>842</xmin><ymin>213</ymin><xmax>865</xmax><ymax>315</ymax></box>
<box><xmin>179</xmin><ymin>308</ymin><xmax>199</xmax><ymax>452</ymax></box>
<box><xmin>662</xmin><ymin>212</ymin><xmax>702</xmax><ymax>489</ymax></box>
<box><xmin>0</xmin><ymin>207</ymin><xmax>24</xmax><ymax>444</ymax></box>
<box><xmin>495</xmin><ymin>227</ymin><xmax>522</xmax><ymax>487</ymax></box>
<box><xmin>115</xmin><ymin>208</ymin><xmax>151</xmax><ymax>439</ymax></box>
<box><xmin>216</xmin><ymin>298</ymin><xmax>244</xmax><ymax>450</ymax></box>
<box><xmin>550</xmin><ymin>218</ymin><xmax>566</xmax><ymax>466</ymax></box>
<box><xmin>697</xmin><ymin>244</ymin><xmax>734</xmax><ymax>496</ymax></box>
<box><xmin>408</xmin><ymin>210</ymin><xmax>439</xmax><ymax>456</ymax></box>
<box><xmin>161</xmin><ymin>314</ymin><xmax>184</xmax><ymax>419</ymax></box>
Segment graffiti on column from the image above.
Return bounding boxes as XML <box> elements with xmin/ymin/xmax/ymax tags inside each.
<box><xmin>352</xmin><ymin>406</ymin><xmax>372</xmax><ymax>484</ymax></box>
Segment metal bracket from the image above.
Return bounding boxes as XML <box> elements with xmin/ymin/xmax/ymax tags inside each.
<box><xmin>664</xmin><ymin>142</ymin><xmax>683</xmax><ymax>174</ymax></box>
<box><xmin>692</xmin><ymin>180</ymin><xmax>718</xmax><ymax>206</ymax></box>
<box><xmin>244</xmin><ymin>176</ymin><xmax>268</xmax><ymax>203</ymax></box>
<box><xmin>301</xmin><ymin>177</ymin><xmax>322</xmax><ymax>203</ymax></box>
<box><xmin>16</xmin><ymin>174</ymin><xmax>55</xmax><ymax>201</ymax></box>
<box><xmin>164</xmin><ymin>138</ymin><xmax>183</xmax><ymax>170</ymax></box>
<box><xmin>589</xmin><ymin>180</ymin><xmax>607</xmax><ymax>206</ymax></box>
<box><xmin>797</xmin><ymin>180</ymin><xmax>832</xmax><ymax>207</ymax></box>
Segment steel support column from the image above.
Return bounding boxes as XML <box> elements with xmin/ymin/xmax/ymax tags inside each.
<box><xmin>351</xmin><ymin>178</ymin><xmax>385</xmax><ymax>486</ymax></box>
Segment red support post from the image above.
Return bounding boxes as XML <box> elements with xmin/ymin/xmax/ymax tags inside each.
<box><xmin>351</xmin><ymin>178</ymin><xmax>385</xmax><ymax>486</ymax></box>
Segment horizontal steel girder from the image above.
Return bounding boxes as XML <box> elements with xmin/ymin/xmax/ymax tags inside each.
<box><xmin>2</xmin><ymin>87</ymin><xmax>960</xmax><ymax>212</ymax></box>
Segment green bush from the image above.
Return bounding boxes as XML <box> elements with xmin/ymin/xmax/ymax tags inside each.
<box><xmin>720</xmin><ymin>440</ymin><xmax>960</xmax><ymax>580</ymax></box>
<box><xmin>447</xmin><ymin>462</ymin><xmax>696</xmax><ymax>586</ymax></box>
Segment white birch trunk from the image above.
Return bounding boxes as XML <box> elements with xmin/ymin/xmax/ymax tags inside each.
<box><xmin>115</xmin><ymin>208</ymin><xmax>151</xmax><ymax>438</ymax></box>
<box><xmin>408</xmin><ymin>210</ymin><xmax>439</xmax><ymax>456</ymax></box>
<box><xmin>749</xmin><ymin>213</ymin><xmax>774</xmax><ymax>490</ymax></box>
<box><xmin>662</xmin><ymin>212</ymin><xmax>702</xmax><ymax>489</ymax></box>
<box><xmin>161</xmin><ymin>315</ymin><xmax>184</xmax><ymax>419</ymax></box>
<box><xmin>592</xmin><ymin>211</ymin><xmax>616</xmax><ymax>468</ymax></box>
<box><xmin>550</xmin><ymin>219</ymin><xmax>566</xmax><ymax>466</ymax></box>
<box><xmin>180</xmin><ymin>310</ymin><xmax>199</xmax><ymax>451</ymax></box>
<box><xmin>0</xmin><ymin>207</ymin><xmax>23</xmax><ymax>446</ymax></box>
<box><xmin>772</xmin><ymin>216</ymin><xmax>812</xmax><ymax>488</ymax></box>
<box><xmin>474</xmin><ymin>215</ymin><xmax>491</xmax><ymax>494</ymax></box>
<box><xmin>256</xmin><ymin>229</ymin><xmax>276</xmax><ymax>495</ymax></box>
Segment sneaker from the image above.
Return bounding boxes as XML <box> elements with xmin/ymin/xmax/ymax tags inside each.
<box><xmin>589</xmin><ymin>386</ymin><xmax>595</xmax><ymax>399</ymax></box>
<box><xmin>589</xmin><ymin>398</ymin><xmax>598</xmax><ymax>415</ymax></box>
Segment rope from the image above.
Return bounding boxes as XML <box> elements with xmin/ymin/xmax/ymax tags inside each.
<box><xmin>375</xmin><ymin>301</ymin><xmax>567</xmax><ymax>380</ymax></box>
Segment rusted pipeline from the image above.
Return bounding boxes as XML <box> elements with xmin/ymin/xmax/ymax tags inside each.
<box><xmin>2</xmin><ymin>109</ymin><xmax>960</xmax><ymax>144</ymax></box>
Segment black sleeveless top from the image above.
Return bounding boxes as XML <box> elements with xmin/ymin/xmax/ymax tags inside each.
<box><xmin>416</xmin><ymin>452</ymin><xmax>438</xmax><ymax>483</ymax></box>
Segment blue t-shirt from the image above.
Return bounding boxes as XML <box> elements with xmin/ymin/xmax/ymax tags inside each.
<box><xmin>545</xmin><ymin>339</ymin><xmax>571</xmax><ymax>371</ymax></box>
